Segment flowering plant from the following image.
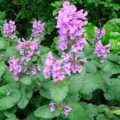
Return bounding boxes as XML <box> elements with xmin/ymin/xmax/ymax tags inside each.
<box><xmin>0</xmin><ymin>1</ymin><xmax>120</xmax><ymax>120</ymax></box>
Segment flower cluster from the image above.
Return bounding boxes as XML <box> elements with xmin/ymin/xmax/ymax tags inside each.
<box><xmin>3</xmin><ymin>20</ymin><xmax>16</xmax><ymax>39</ymax></box>
<box><xmin>49</xmin><ymin>102</ymin><xmax>72</xmax><ymax>116</ymax></box>
<box><xmin>44</xmin><ymin>1</ymin><xmax>88</xmax><ymax>83</ymax></box>
<box><xmin>9</xmin><ymin>39</ymin><xmax>41</xmax><ymax>80</ymax></box>
<box><xmin>56</xmin><ymin>1</ymin><xmax>88</xmax><ymax>51</ymax></box>
<box><xmin>44</xmin><ymin>52</ymin><xmax>86</xmax><ymax>82</ymax></box>
<box><xmin>17</xmin><ymin>40</ymin><xmax>39</xmax><ymax>62</ymax></box>
<box><xmin>44</xmin><ymin>52</ymin><xmax>65</xmax><ymax>82</ymax></box>
<box><xmin>32</xmin><ymin>20</ymin><xmax>45</xmax><ymax>39</ymax></box>
<box><xmin>62</xmin><ymin>52</ymin><xmax>86</xmax><ymax>74</ymax></box>
<box><xmin>8</xmin><ymin>58</ymin><xmax>21</xmax><ymax>80</ymax></box>
<box><xmin>94</xmin><ymin>28</ymin><xmax>110</xmax><ymax>63</ymax></box>
<box><xmin>94</xmin><ymin>28</ymin><xmax>105</xmax><ymax>40</ymax></box>
<box><xmin>95</xmin><ymin>40</ymin><xmax>110</xmax><ymax>63</ymax></box>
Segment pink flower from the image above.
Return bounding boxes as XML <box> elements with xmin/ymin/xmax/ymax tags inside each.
<box><xmin>62</xmin><ymin>53</ymin><xmax>72</xmax><ymax>63</ymax></box>
<box><xmin>17</xmin><ymin>41</ymin><xmax>38</xmax><ymax>62</ymax></box>
<box><xmin>80</xmin><ymin>58</ymin><xmax>87</xmax><ymax>63</ymax></box>
<box><xmin>64</xmin><ymin>106</ymin><xmax>72</xmax><ymax>116</ymax></box>
<box><xmin>95</xmin><ymin>40</ymin><xmax>110</xmax><ymax>63</ymax></box>
<box><xmin>8</xmin><ymin>58</ymin><xmax>21</xmax><ymax>80</ymax></box>
<box><xmin>94</xmin><ymin>28</ymin><xmax>105</xmax><ymax>40</ymax></box>
<box><xmin>32</xmin><ymin>20</ymin><xmax>45</xmax><ymax>39</ymax></box>
<box><xmin>71</xmin><ymin>64</ymin><xmax>83</xmax><ymax>73</ymax></box>
<box><xmin>32</xmin><ymin>68</ymin><xmax>37</xmax><ymax>75</ymax></box>
<box><xmin>49</xmin><ymin>102</ymin><xmax>56</xmax><ymax>112</ymax></box>
<box><xmin>3</xmin><ymin>20</ymin><xmax>16</xmax><ymax>39</ymax></box>
<box><xmin>56</xmin><ymin>1</ymin><xmax>88</xmax><ymax>51</ymax></box>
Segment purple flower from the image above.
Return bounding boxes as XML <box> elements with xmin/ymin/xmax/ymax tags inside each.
<box><xmin>44</xmin><ymin>52</ymin><xmax>55</xmax><ymax>67</ymax></box>
<box><xmin>9</xmin><ymin>38</ymin><xmax>41</xmax><ymax>79</ymax></box>
<box><xmin>8</xmin><ymin>58</ymin><xmax>21</xmax><ymax>80</ymax></box>
<box><xmin>52</xmin><ymin>60</ymin><xmax>65</xmax><ymax>82</ymax></box>
<box><xmin>71</xmin><ymin>64</ymin><xmax>83</xmax><ymax>73</ymax></box>
<box><xmin>44</xmin><ymin>52</ymin><xmax>66</xmax><ymax>82</ymax></box>
<box><xmin>30</xmin><ymin>41</ymin><xmax>38</xmax><ymax>51</ymax></box>
<box><xmin>43</xmin><ymin>2</ymin><xmax>88</xmax><ymax>83</ymax></box>
<box><xmin>80</xmin><ymin>58</ymin><xmax>87</xmax><ymax>63</ymax></box>
<box><xmin>49</xmin><ymin>102</ymin><xmax>56</xmax><ymax>112</ymax></box>
<box><xmin>44</xmin><ymin>51</ymin><xmax>86</xmax><ymax>82</ymax></box>
<box><xmin>56</xmin><ymin>1</ymin><xmax>88</xmax><ymax>51</ymax></box>
<box><xmin>64</xmin><ymin>106</ymin><xmax>72</xmax><ymax>116</ymax></box>
<box><xmin>44</xmin><ymin>52</ymin><xmax>54</xmax><ymax>78</ymax></box>
<box><xmin>3</xmin><ymin>20</ymin><xmax>16</xmax><ymax>39</ymax></box>
<box><xmin>72</xmin><ymin>38</ymin><xmax>87</xmax><ymax>52</ymax></box>
<box><xmin>32</xmin><ymin>20</ymin><xmax>45</xmax><ymax>39</ymax></box>
<box><xmin>17</xmin><ymin>42</ymin><xmax>25</xmax><ymax>55</ymax></box>
<box><xmin>44</xmin><ymin>66</ymin><xmax>52</xmax><ymax>79</ymax></box>
<box><xmin>32</xmin><ymin>68</ymin><xmax>37</xmax><ymax>75</ymax></box>
<box><xmin>17</xmin><ymin>40</ymin><xmax>38</xmax><ymax>62</ymax></box>
<box><xmin>94</xmin><ymin>28</ymin><xmax>105</xmax><ymax>40</ymax></box>
<box><xmin>61</xmin><ymin>52</ymin><xmax>85</xmax><ymax>74</ymax></box>
<box><xmin>62</xmin><ymin>53</ymin><xmax>72</xmax><ymax>63</ymax></box>
<box><xmin>100</xmin><ymin>59</ymin><xmax>104</xmax><ymax>63</ymax></box>
<box><xmin>62</xmin><ymin>62</ymin><xmax>71</xmax><ymax>75</ymax></box>
<box><xmin>94</xmin><ymin>40</ymin><xmax>110</xmax><ymax>63</ymax></box>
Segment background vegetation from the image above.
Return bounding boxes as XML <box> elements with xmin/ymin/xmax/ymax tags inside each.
<box><xmin>0</xmin><ymin>0</ymin><xmax>120</xmax><ymax>49</ymax></box>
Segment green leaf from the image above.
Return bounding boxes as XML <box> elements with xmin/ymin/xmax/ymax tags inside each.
<box><xmin>3</xmin><ymin>106</ymin><xmax>17</xmax><ymax>117</ymax></box>
<box><xmin>6</xmin><ymin>114</ymin><xmax>18</xmax><ymax>120</ymax></box>
<box><xmin>31</xmin><ymin>56</ymin><xmax>38</xmax><ymax>62</ymax></box>
<box><xmin>109</xmin><ymin>32</ymin><xmax>120</xmax><ymax>52</ymax></box>
<box><xmin>40</xmin><ymin>87</ymin><xmax>51</xmax><ymax>99</ymax></box>
<box><xmin>35</xmin><ymin>71</ymin><xmax>46</xmax><ymax>82</ymax></box>
<box><xmin>101</xmin><ymin>61</ymin><xmax>120</xmax><ymax>76</ymax></box>
<box><xmin>80</xmin><ymin>74</ymin><xmax>103</xmax><ymax>95</ymax></box>
<box><xmin>34</xmin><ymin>105</ymin><xmax>60</xmax><ymax>119</ymax></box>
<box><xmin>84</xmin><ymin>23</ymin><xmax>97</xmax><ymax>42</ymax></box>
<box><xmin>5</xmin><ymin>47</ymin><xmax>17</xmax><ymax>58</ymax></box>
<box><xmin>17</xmin><ymin>85</ymin><xmax>32</xmax><ymax>109</ymax></box>
<box><xmin>68</xmin><ymin>104</ymin><xmax>91</xmax><ymax>120</ymax></box>
<box><xmin>0</xmin><ymin>62</ymin><xmax>5</xmax><ymax>78</ymax></box>
<box><xmin>0</xmin><ymin>40</ymin><xmax>5</xmax><ymax>49</ymax></box>
<box><xmin>3</xmin><ymin>68</ymin><xmax>14</xmax><ymax>83</ymax></box>
<box><xmin>0</xmin><ymin>83</ymin><xmax>21</xmax><ymax>111</ymax></box>
<box><xmin>20</xmin><ymin>76</ymin><xmax>31</xmax><ymax>85</ymax></box>
<box><xmin>103</xmin><ymin>19</ymin><xmax>120</xmax><ymax>53</ymax></box>
<box><xmin>103</xmin><ymin>78</ymin><xmax>120</xmax><ymax>102</ymax></box>
<box><xmin>84</xmin><ymin>60</ymin><xmax>97</xmax><ymax>73</ymax></box>
<box><xmin>96</xmin><ymin>114</ymin><xmax>108</xmax><ymax>120</ymax></box>
<box><xmin>69</xmin><ymin>72</ymin><xmax>86</xmax><ymax>93</ymax></box>
<box><xmin>25</xmin><ymin>112</ymin><xmax>40</xmax><ymax>120</ymax></box>
<box><xmin>52</xmin><ymin>9</ymin><xmax>59</xmax><ymax>16</ymax></box>
<box><xmin>49</xmin><ymin>82</ymin><xmax>68</xmax><ymax>103</ymax></box>
<box><xmin>108</xmin><ymin>54</ymin><xmax>120</xmax><ymax>64</ymax></box>
<box><xmin>103</xmin><ymin>19</ymin><xmax>120</xmax><ymax>42</ymax></box>
<box><xmin>0</xmin><ymin>37</ymin><xmax>8</xmax><ymax>50</ymax></box>
<box><xmin>51</xmin><ymin>1</ymin><xmax>63</xmax><ymax>8</ymax></box>
<box><xmin>112</xmin><ymin>109</ymin><xmax>120</xmax><ymax>116</ymax></box>
<box><xmin>85</xmin><ymin>104</ymin><xmax>98</xmax><ymax>118</ymax></box>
